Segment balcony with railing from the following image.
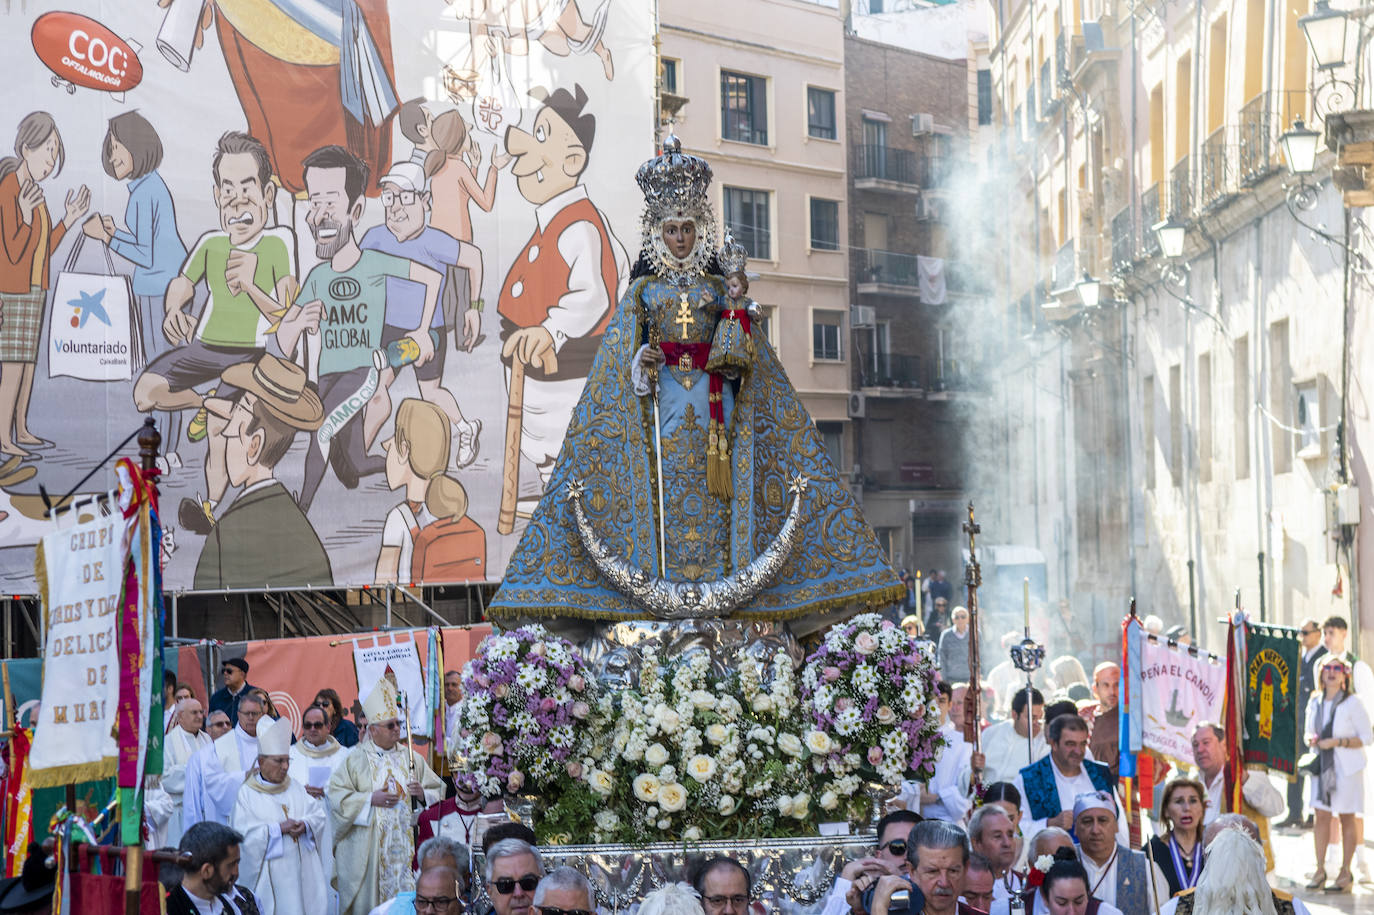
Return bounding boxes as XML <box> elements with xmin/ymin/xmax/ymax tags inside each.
<box><xmin>859</xmin><ymin>352</ymin><xmax>923</xmax><ymax>390</ymax></box>
<box><xmin>856</xmin><ymin>250</ymin><xmax>984</xmax><ymax>300</ymax></box>
<box><xmin>1199</xmin><ymin>127</ymin><xmax>1236</xmax><ymax>209</ymax></box>
<box><xmin>1239</xmin><ymin>92</ymin><xmax>1276</xmax><ymax>186</ymax></box>
<box><xmin>1111</xmin><ymin>204</ymin><xmax>1134</xmax><ymax>272</ymax></box>
<box><xmin>1140</xmin><ymin>183</ymin><xmax>1161</xmax><ymax>257</ymax></box>
<box><xmin>854</xmin><ymin>144</ymin><xmax>920</xmax><ymax>191</ymax></box>
<box><xmin>1051</xmin><ymin>239</ymin><xmax>1076</xmax><ymax>290</ymax></box>
<box><xmin>1168</xmin><ymin>156</ymin><xmax>1191</xmax><ymax>217</ymax></box>
<box><xmin>1040</xmin><ymin>59</ymin><xmax>1058</xmax><ymax>118</ymax></box>
<box><xmin>914</xmin><ymin>154</ymin><xmax>949</xmax><ymax>189</ymax></box>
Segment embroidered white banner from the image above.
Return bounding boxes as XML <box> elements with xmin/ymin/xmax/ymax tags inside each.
<box><xmin>28</xmin><ymin>510</ymin><xmax>126</xmax><ymax>786</ymax></box>
<box><xmin>354</xmin><ymin>635</ymin><xmax>431</xmax><ymax>737</ymax></box>
<box><xmin>1140</xmin><ymin>638</ymin><xmax>1226</xmax><ymax>764</ymax></box>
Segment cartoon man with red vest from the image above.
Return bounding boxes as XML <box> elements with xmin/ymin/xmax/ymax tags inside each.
<box><xmin>498</xmin><ymin>85</ymin><xmax>628</xmax><ymax>494</ymax></box>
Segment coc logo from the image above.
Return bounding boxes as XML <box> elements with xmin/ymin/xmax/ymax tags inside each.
<box><xmin>31</xmin><ymin>12</ymin><xmax>144</xmax><ymax>95</ymax></box>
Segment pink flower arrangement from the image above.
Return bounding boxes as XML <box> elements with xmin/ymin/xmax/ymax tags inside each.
<box><xmin>452</xmin><ymin>624</ymin><xmax>597</xmax><ymax>798</ymax></box>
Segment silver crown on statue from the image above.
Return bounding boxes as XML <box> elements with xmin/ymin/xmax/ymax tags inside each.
<box><xmin>636</xmin><ymin>133</ymin><xmax>713</xmax><ymax>219</ymax></box>
<box><xmin>719</xmin><ymin>230</ymin><xmax>748</xmax><ymax>275</ymax></box>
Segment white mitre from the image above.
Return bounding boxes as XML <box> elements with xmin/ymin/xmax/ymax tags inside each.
<box><xmin>362</xmin><ymin>674</ymin><xmax>402</xmax><ymax>724</ymax></box>
<box><xmin>257</xmin><ymin>715</ymin><xmax>294</xmax><ymax>757</ymax></box>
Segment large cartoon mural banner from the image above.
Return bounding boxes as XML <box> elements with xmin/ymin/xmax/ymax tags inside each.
<box><xmin>0</xmin><ymin>1</ymin><xmax>653</xmax><ymax>591</ymax></box>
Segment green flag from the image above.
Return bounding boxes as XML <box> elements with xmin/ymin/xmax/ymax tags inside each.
<box><xmin>1243</xmin><ymin>623</ymin><xmax>1302</xmax><ymax>778</ymax></box>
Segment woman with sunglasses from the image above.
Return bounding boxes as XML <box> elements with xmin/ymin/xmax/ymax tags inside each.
<box><xmin>315</xmin><ymin>687</ymin><xmax>361</xmax><ymax>748</ymax></box>
<box><xmin>1306</xmin><ymin>653</ymin><xmax>1374</xmax><ymax>893</ymax></box>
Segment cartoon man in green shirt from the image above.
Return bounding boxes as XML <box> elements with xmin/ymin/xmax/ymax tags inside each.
<box><xmin>294</xmin><ymin>145</ymin><xmax>442</xmax><ymax>514</ymax></box>
<box><xmin>132</xmin><ymin>131</ymin><xmax>318</xmax><ymax>535</ymax></box>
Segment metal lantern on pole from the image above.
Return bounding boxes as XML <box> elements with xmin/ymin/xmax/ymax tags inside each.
<box><xmin>1152</xmin><ymin>217</ymin><xmax>1188</xmax><ymax>260</ymax></box>
<box><xmin>1300</xmin><ymin>0</ymin><xmax>1350</xmax><ymax>70</ymax></box>
<box><xmin>1076</xmin><ymin>272</ymin><xmax>1102</xmax><ymax>308</ymax></box>
<box><xmin>1280</xmin><ymin>118</ymin><xmax>1322</xmax><ymax>175</ymax></box>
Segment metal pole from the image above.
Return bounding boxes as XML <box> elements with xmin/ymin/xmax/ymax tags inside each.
<box><xmin>1188</xmin><ymin>558</ymin><xmax>1197</xmax><ymax>639</ymax></box>
<box><xmin>386</xmin><ymin>585</ymin><xmax>393</xmax><ymax>629</ymax></box>
<box><xmin>171</xmin><ymin>591</ymin><xmax>178</xmax><ymax>640</ymax></box>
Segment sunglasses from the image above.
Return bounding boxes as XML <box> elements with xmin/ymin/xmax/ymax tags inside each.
<box><xmin>302</xmin><ymin>721</ymin><xmax>327</xmax><ymax>729</ymax></box>
<box><xmin>538</xmin><ymin>907</ymin><xmax>594</xmax><ymax>915</ymax></box>
<box><xmin>416</xmin><ymin>897</ymin><xmax>461</xmax><ymax>912</ymax></box>
<box><xmin>1301</xmin><ymin>628</ymin><xmax>1320</xmax><ymax>636</ymax></box>
<box><xmin>878</xmin><ymin>839</ymin><xmax>907</xmax><ymax>857</ymax></box>
<box><xmin>491</xmin><ymin>876</ymin><xmax>540</xmax><ymax>895</ymax></box>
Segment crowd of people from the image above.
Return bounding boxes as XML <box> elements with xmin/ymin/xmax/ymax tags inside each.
<box><xmin>127</xmin><ymin>609</ymin><xmax>1374</xmax><ymax>915</ymax></box>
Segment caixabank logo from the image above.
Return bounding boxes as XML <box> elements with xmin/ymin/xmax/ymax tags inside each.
<box><xmin>49</xmin><ymin>282</ymin><xmax>133</xmax><ymax>382</ymax></box>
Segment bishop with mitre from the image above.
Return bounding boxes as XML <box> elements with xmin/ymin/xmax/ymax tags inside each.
<box><xmin>328</xmin><ymin>674</ymin><xmax>443</xmax><ymax>915</ymax></box>
<box><xmin>231</xmin><ymin>716</ymin><xmax>330</xmax><ymax>915</ymax></box>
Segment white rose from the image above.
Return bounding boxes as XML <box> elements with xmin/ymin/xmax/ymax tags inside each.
<box><xmin>705</xmin><ymin>723</ymin><xmax>729</xmax><ymax>745</ymax></box>
<box><xmin>718</xmin><ymin>795</ymin><xmax>738</xmax><ymax>815</ymax></box>
<box><xmin>776</xmin><ymin>733</ymin><xmax>804</xmax><ymax>757</ymax></box>
<box><xmin>595</xmin><ymin>810</ymin><xmax>621</xmax><ymax>830</ymax></box>
<box><xmin>658</xmin><ymin>708</ymin><xmax>682</xmax><ymax>733</ymax></box>
<box><xmin>658</xmin><ymin>818</ymin><xmax>672</xmax><ymax>830</ymax></box>
<box><xmin>777</xmin><ymin>795</ymin><xmax>795</xmax><ymax>816</ymax></box>
<box><xmin>687</xmin><ymin>754</ymin><xmax>718</xmax><ymax>783</ymax></box>
<box><xmin>752</xmin><ymin>694</ymin><xmax>774</xmax><ymax>713</ymax></box>
<box><xmin>645</xmin><ymin>743</ymin><xmax>670</xmax><ymax>767</ymax></box>
<box><xmin>690</xmin><ymin>690</ymin><xmax>717</xmax><ymax>710</ymax></box>
<box><xmin>590</xmin><ymin>770</ymin><xmax>615</xmax><ymax>796</ymax></box>
<box><xmin>633</xmin><ymin>774</ymin><xmax>662</xmax><ymax>802</ymax></box>
<box><xmin>805</xmin><ymin>731</ymin><xmax>833</xmax><ymax>755</ymax></box>
<box><xmin>791</xmin><ymin>792</ymin><xmax>810</xmax><ymax>818</ymax></box>
<box><xmin>658</xmin><ymin>782</ymin><xmax>687</xmax><ymax>812</ymax></box>
<box><xmin>819</xmin><ymin>791</ymin><xmax>839</xmax><ymax>811</ymax></box>
<box><xmin>683</xmin><ymin>825</ymin><xmax>703</xmax><ymax>841</ymax></box>
<box><xmin>875</xmin><ymin>705</ymin><xmax>897</xmax><ymax>725</ymax></box>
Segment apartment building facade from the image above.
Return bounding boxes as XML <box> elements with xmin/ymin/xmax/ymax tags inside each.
<box><xmin>659</xmin><ymin>0</ymin><xmax>853</xmax><ymax>467</ymax></box>
<box><xmin>985</xmin><ymin>0</ymin><xmax>1364</xmax><ymax>655</ymax></box>
<box><xmin>843</xmin><ymin>33</ymin><xmax>981</xmax><ymax>580</ymax></box>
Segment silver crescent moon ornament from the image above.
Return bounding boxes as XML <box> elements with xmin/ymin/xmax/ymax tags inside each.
<box><xmin>565</xmin><ymin>476</ymin><xmax>809</xmax><ymax>619</ymax></box>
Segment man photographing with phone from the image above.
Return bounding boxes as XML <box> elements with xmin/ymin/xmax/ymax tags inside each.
<box><xmin>865</xmin><ymin>821</ymin><xmax>973</xmax><ymax>915</ymax></box>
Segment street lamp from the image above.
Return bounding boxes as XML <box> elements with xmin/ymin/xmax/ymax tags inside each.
<box><xmin>1280</xmin><ymin>118</ymin><xmax>1322</xmax><ymax>175</ymax></box>
<box><xmin>1152</xmin><ymin>217</ymin><xmax>1188</xmax><ymax>260</ymax></box>
<box><xmin>1075</xmin><ymin>271</ymin><xmax>1101</xmax><ymax>308</ymax></box>
<box><xmin>1300</xmin><ymin>0</ymin><xmax>1350</xmax><ymax>70</ymax></box>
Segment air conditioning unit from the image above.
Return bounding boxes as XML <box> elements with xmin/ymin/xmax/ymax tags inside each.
<box><xmin>915</xmin><ymin>196</ymin><xmax>940</xmax><ymax>221</ymax></box>
<box><xmin>848</xmin><ymin>392</ymin><xmax>866</xmax><ymax>418</ymax></box>
<box><xmin>911</xmin><ymin>113</ymin><xmax>935</xmax><ymax>136</ymax></box>
<box><xmin>850</xmin><ymin>304</ymin><xmax>876</xmax><ymax>328</ymax></box>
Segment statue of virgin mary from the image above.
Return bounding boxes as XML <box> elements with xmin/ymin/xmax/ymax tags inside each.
<box><xmin>490</xmin><ymin>137</ymin><xmax>903</xmax><ymax>627</ymax></box>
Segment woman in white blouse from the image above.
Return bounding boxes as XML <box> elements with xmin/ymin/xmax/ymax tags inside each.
<box><xmin>1306</xmin><ymin>653</ymin><xmax>1374</xmax><ymax>893</ymax></box>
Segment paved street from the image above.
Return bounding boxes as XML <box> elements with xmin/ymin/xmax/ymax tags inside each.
<box><xmin>1273</xmin><ymin>829</ymin><xmax>1374</xmax><ymax>913</ymax></box>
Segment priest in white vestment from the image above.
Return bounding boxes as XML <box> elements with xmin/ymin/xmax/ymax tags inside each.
<box><xmin>291</xmin><ymin>705</ymin><xmax>349</xmax><ymax>915</ymax></box>
<box><xmin>183</xmin><ymin>710</ymin><xmax>234</xmax><ymax>829</ymax></box>
<box><xmin>233</xmin><ymin>716</ymin><xmax>330</xmax><ymax>915</ymax></box>
<box><xmin>164</xmin><ymin>699</ymin><xmax>213</xmax><ymax>845</ymax></box>
<box><xmin>329</xmin><ymin>675</ymin><xmax>444</xmax><ymax>915</ymax></box>
<box><xmin>203</xmin><ymin>694</ymin><xmax>269</xmax><ymax>825</ymax></box>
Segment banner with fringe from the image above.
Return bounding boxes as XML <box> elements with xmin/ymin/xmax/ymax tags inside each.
<box><xmin>27</xmin><ymin>508</ymin><xmax>126</xmax><ymax>788</ymax></box>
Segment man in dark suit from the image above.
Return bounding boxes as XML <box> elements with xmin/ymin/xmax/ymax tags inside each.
<box><xmin>166</xmin><ymin>822</ymin><xmax>261</xmax><ymax>915</ymax></box>
<box><xmin>193</xmin><ymin>354</ymin><xmax>333</xmax><ymax>589</ymax></box>
<box><xmin>1280</xmin><ymin>617</ymin><xmax>1324</xmax><ymax>827</ymax></box>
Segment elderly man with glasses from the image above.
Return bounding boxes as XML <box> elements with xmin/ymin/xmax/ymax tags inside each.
<box><xmin>330</xmin><ymin>676</ymin><xmax>444</xmax><ymax>915</ymax></box>
<box><xmin>368</xmin><ymin>841</ymin><xmax>472</xmax><ymax>915</ymax></box>
<box><xmin>532</xmin><ymin>867</ymin><xmax>597</xmax><ymax>915</ymax></box>
<box><xmin>693</xmin><ymin>857</ymin><xmax>752</xmax><ymax>915</ymax></box>
<box><xmin>485</xmin><ymin>838</ymin><xmax>546</xmax><ymax>915</ymax></box>
<box><xmin>290</xmin><ymin>704</ymin><xmax>348</xmax><ymax>913</ymax></box>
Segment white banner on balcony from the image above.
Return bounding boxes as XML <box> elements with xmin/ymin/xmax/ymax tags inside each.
<box><xmin>918</xmin><ymin>256</ymin><xmax>947</xmax><ymax>305</ymax></box>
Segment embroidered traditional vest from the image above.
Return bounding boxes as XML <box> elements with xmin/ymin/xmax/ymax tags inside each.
<box><xmin>1021</xmin><ymin>756</ymin><xmax>1116</xmax><ymax>820</ymax></box>
<box><xmin>1113</xmin><ymin>846</ymin><xmax>1148</xmax><ymax>915</ymax></box>
<box><xmin>497</xmin><ymin>196</ymin><xmax>617</xmax><ymax>334</ymax></box>
<box><xmin>1172</xmin><ymin>887</ymin><xmax>1295</xmax><ymax>915</ymax></box>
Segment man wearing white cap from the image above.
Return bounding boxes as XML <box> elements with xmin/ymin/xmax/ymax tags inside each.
<box><xmin>291</xmin><ymin>704</ymin><xmax>348</xmax><ymax>915</ymax></box>
<box><xmin>329</xmin><ymin>674</ymin><xmax>444</xmax><ymax>915</ymax></box>
<box><xmin>1073</xmin><ymin>789</ymin><xmax>1168</xmax><ymax>914</ymax></box>
<box><xmin>233</xmin><ymin>716</ymin><xmax>330</xmax><ymax>915</ymax></box>
<box><xmin>163</xmin><ymin>698</ymin><xmax>213</xmax><ymax>845</ymax></box>
<box><xmin>359</xmin><ymin>160</ymin><xmax>486</xmax><ymax>471</ymax></box>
